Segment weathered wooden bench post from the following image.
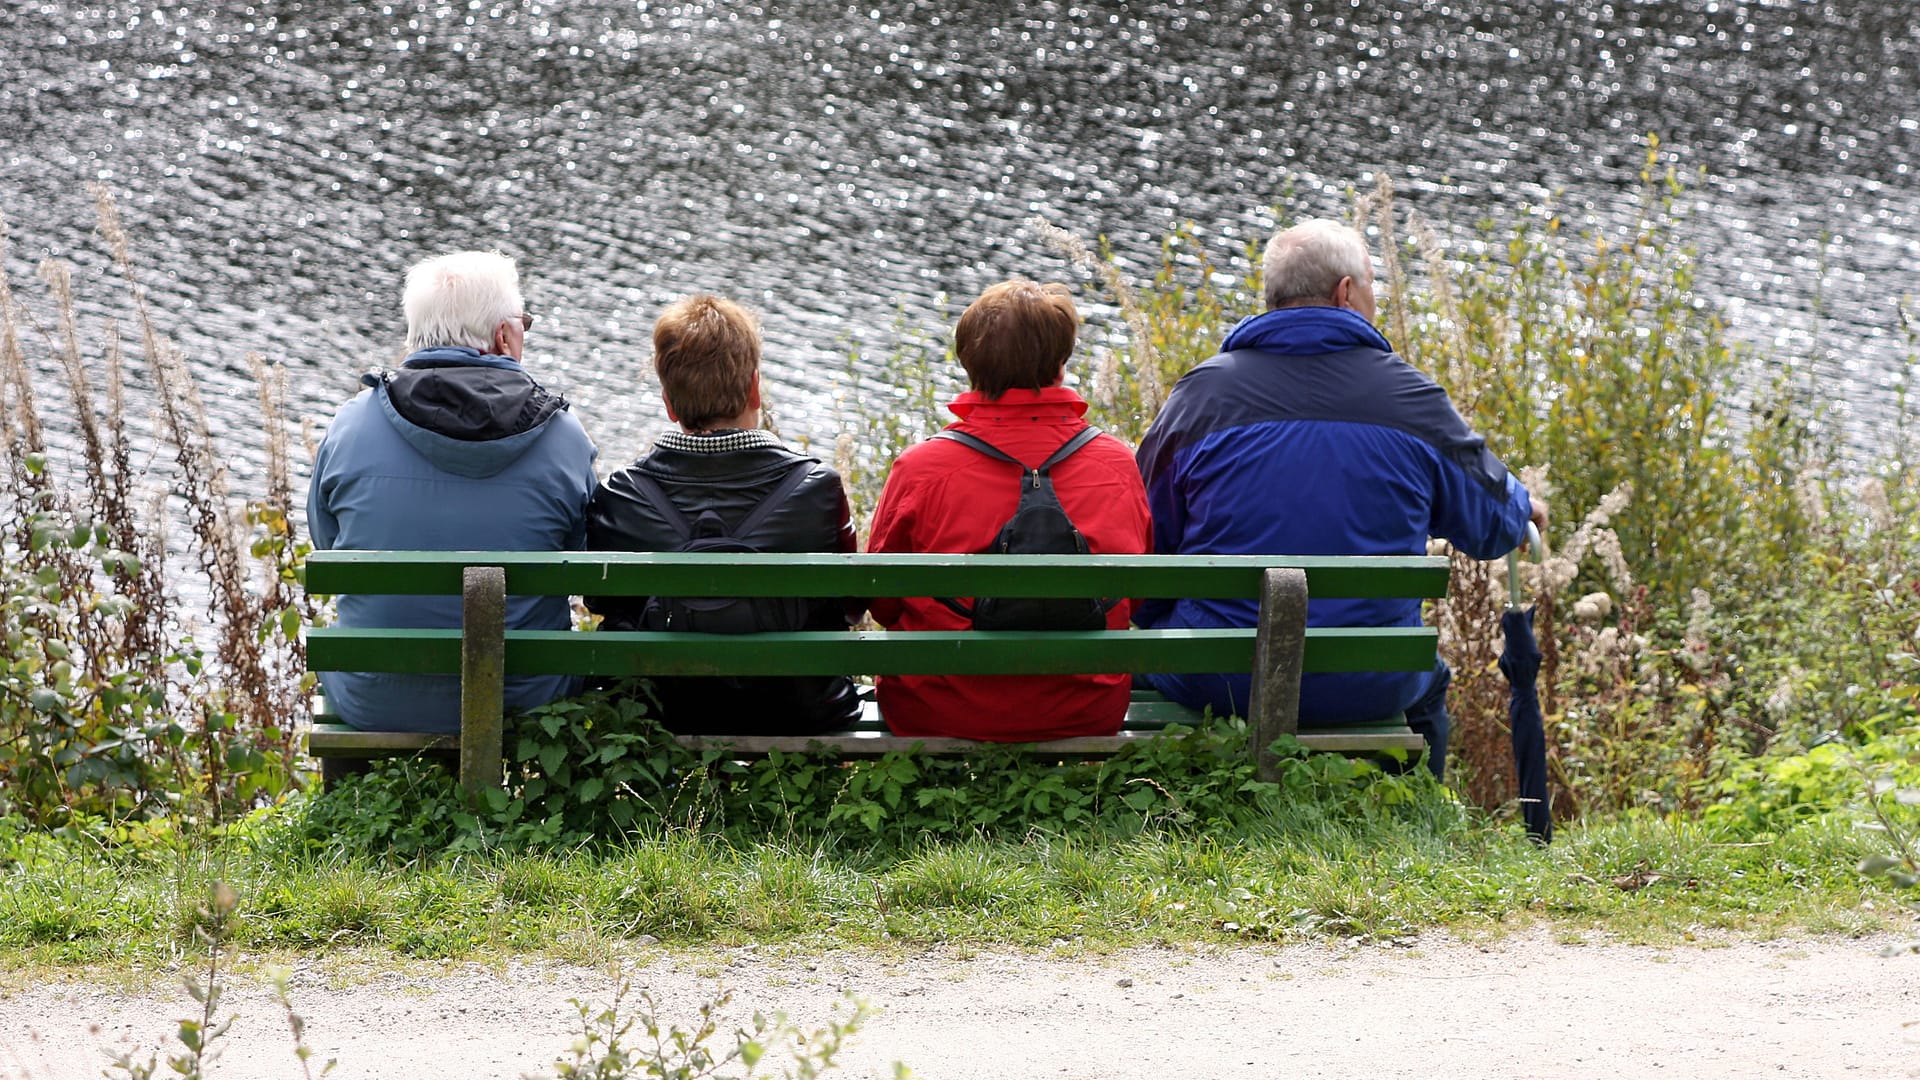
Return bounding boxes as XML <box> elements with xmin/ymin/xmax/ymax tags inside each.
<box><xmin>1247</xmin><ymin>567</ymin><xmax>1309</xmax><ymax>784</ymax></box>
<box><xmin>460</xmin><ymin>565</ymin><xmax>507</xmax><ymax>800</ymax></box>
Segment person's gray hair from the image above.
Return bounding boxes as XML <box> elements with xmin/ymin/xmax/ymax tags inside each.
<box><xmin>402</xmin><ymin>251</ymin><xmax>524</xmax><ymax>353</ymax></box>
<box><xmin>1261</xmin><ymin>220</ymin><xmax>1373</xmax><ymax>311</ymax></box>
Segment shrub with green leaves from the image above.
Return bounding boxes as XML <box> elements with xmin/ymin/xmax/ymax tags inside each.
<box><xmin>301</xmin><ymin>686</ymin><xmax>1445</xmax><ymax>858</ymax></box>
<box><xmin>1</xmin><ymin>194</ymin><xmax>313</xmax><ymax>825</ymax></box>
<box><xmin>1704</xmin><ymin>724</ymin><xmax>1920</xmax><ymax>836</ymax></box>
<box><xmin>0</xmin><ymin>486</ymin><xmax>180</xmax><ymax>820</ymax></box>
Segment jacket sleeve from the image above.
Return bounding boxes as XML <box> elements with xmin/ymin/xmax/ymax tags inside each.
<box><xmin>305</xmin><ymin>435</ymin><xmax>339</xmax><ymax>551</ymax></box>
<box><xmin>564</xmin><ymin>420</ymin><xmax>599</xmax><ymax>552</ymax></box>
<box><xmin>1429</xmin><ymin>449</ymin><xmax>1533</xmax><ymax>561</ymax></box>
<box><xmin>1395</xmin><ymin>371</ymin><xmax>1532</xmax><ymax>560</ymax></box>
<box><xmin>864</xmin><ymin>456</ymin><xmax>919</xmax><ymax>628</ymax></box>
<box><xmin>826</xmin><ymin>467</ymin><xmax>858</xmax><ymax>556</ymax></box>
<box><xmin>1142</xmin><ymin>456</ymin><xmax>1184</xmax><ymax>567</ymax></box>
<box><xmin>1113</xmin><ymin>443</ymin><xmax>1154</xmax><ymax>626</ymax></box>
<box><xmin>822</xmin><ymin>465</ymin><xmax>865</xmax><ymax>625</ymax></box>
<box><xmin>1133</xmin><ymin>424</ymin><xmax>1184</xmax><ymax>628</ymax></box>
<box><xmin>582</xmin><ymin>482</ymin><xmax>647</xmax><ymax>630</ymax></box>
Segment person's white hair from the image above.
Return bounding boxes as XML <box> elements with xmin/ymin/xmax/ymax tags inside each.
<box><xmin>1261</xmin><ymin>219</ymin><xmax>1372</xmax><ymax>311</ymax></box>
<box><xmin>402</xmin><ymin>250</ymin><xmax>524</xmax><ymax>353</ymax></box>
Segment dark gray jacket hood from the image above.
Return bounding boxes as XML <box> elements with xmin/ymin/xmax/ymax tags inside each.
<box><xmin>363</xmin><ymin>347</ymin><xmax>572</xmax><ymax>479</ymax></box>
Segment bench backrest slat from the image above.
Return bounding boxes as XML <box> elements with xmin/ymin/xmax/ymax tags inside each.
<box><xmin>303</xmin><ymin>551</ymin><xmax>1448</xmax><ymax>600</ymax></box>
<box><xmin>306</xmin><ymin>626</ymin><xmax>1439</xmax><ymax>678</ymax></box>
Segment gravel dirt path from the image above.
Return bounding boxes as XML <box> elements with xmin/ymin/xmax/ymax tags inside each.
<box><xmin>3</xmin><ymin>933</ymin><xmax>1917</xmax><ymax>1079</ymax></box>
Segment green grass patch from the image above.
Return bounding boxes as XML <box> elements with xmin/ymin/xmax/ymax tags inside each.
<box><xmin>3</xmin><ymin>706</ymin><xmax>1912</xmax><ymax>972</ymax></box>
<box><xmin>0</xmin><ymin>793</ymin><xmax>1899</xmax><ymax>973</ymax></box>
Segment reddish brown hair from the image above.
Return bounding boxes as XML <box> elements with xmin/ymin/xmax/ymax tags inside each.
<box><xmin>653</xmin><ymin>294</ymin><xmax>760</xmax><ymax>430</ymax></box>
<box><xmin>953</xmin><ymin>280</ymin><xmax>1079</xmax><ymax>399</ymax></box>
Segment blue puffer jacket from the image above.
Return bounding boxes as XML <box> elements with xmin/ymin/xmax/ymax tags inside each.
<box><xmin>1135</xmin><ymin>307</ymin><xmax>1533</xmax><ymax>723</ymax></box>
<box><xmin>307</xmin><ymin>347</ymin><xmax>599</xmax><ymax>732</ymax></box>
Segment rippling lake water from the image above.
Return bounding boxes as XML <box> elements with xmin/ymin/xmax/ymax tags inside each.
<box><xmin>4</xmin><ymin>0</ymin><xmax>1916</xmax><ymax>490</ymax></box>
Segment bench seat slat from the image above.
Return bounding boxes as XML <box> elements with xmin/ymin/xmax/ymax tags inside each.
<box><xmin>305</xmin><ymin>727</ymin><xmax>456</xmax><ymax>756</ymax></box>
<box><xmin>674</xmin><ymin>728</ymin><xmax>1423</xmax><ymax>756</ymax></box>
<box><xmin>306</xmin><ymin>722</ymin><xmax>1425</xmax><ymax>759</ymax></box>
<box><xmin>306</xmin><ymin>626</ymin><xmax>1438</xmax><ymax>678</ymax></box>
<box><xmin>304</xmin><ymin>551</ymin><xmax>1447</xmax><ymax>601</ymax></box>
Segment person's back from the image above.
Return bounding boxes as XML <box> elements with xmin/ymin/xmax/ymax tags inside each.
<box><xmin>868</xmin><ymin>280</ymin><xmax>1152</xmax><ymax>741</ymax></box>
<box><xmin>308</xmin><ymin>251</ymin><xmax>598</xmax><ymax>732</ymax></box>
<box><xmin>584</xmin><ymin>294</ymin><xmax>861</xmax><ymax>733</ymax></box>
<box><xmin>1135</xmin><ymin>220</ymin><xmax>1545</xmax><ymax>773</ymax></box>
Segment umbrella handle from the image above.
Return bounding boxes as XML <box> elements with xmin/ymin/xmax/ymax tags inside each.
<box><xmin>1507</xmin><ymin>522</ymin><xmax>1544</xmax><ymax>611</ymax></box>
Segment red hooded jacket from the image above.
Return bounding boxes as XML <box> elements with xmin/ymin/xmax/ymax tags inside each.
<box><xmin>867</xmin><ymin>387</ymin><xmax>1153</xmax><ymax>740</ymax></box>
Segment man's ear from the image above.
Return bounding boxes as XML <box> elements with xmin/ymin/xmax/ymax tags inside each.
<box><xmin>746</xmin><ymin>372</ymin><xmax>763</xmax><ymax>411</ymax></box>
<box><xmin>1331</xmin><ymin>276</ymin><xmax>1356</xmax><ymax>310</ymax></box>
<box><xmin>661</xmin><ymin>391</ymin><xmax>679</xmax><ymax>424</ymax></box>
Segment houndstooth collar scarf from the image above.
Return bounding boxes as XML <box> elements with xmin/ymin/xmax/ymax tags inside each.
<box><xmin>654</xmin><ymin>428</ymin><xmax>786</xmax><ymax>454</ymax></box>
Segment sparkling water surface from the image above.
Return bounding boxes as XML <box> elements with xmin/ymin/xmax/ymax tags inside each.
<box><xmin>3</xmin><ymin>0</ymin><xmax>1916</xmax><ymax>491</ymax></box>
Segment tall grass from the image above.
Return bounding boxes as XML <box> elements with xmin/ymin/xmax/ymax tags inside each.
<box><xmin>0</xmin><ymin>189</ymin><xmax>312</xmax><ymax>825</ymax></box>
<box><xmin>0</xmin><ymin>799</ymin><xmax>1892</xmax><ymax>964</ymax></box>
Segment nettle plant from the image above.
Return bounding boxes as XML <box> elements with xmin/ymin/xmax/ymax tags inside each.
<box><xmin>304</xmin><ymin>685</ymin><xmax>1445</xmax><ymax>859</ymax></box>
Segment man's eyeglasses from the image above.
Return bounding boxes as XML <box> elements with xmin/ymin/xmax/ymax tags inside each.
<box><xmin>517</xmin><ymin>311</ymin><xmax>537</xmax><ymax>331</ymax></box>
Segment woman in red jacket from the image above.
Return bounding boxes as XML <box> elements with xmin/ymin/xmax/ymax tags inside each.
<box><xmin>867</xmin><ymin>280</ymin><xmax>1153</xmax><ymax>741</ymax></box>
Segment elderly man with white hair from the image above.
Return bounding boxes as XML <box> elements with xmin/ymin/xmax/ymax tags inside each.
<box><xmin>307</xmin><ymin>250</ymin><xmax>598</xmax><ymax>734</ymax></box>
<box><xmin>1134</xmin><ymin>219</ymin><xmax>1546</xmax><ymax>779</ymax></box>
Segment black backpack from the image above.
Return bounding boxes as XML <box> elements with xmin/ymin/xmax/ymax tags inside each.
<box><xmin>625</xmin><ymin>461</ymin><xmax>817</xmax><ymax>634</ymax></box>
<box><xmin>929</xmin><ymin>426</ymin><xmax>1118</xmax><ymax>632</ymax></box>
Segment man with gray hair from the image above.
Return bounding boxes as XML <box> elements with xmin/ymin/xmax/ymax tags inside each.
<box><xmin>308</xmin><ymin>250</ymin><xmax>598</xmax><ymax>734</ymax></box>
<box><xmin>1134</xmin><ymin>219</ymin><xmax>1545</xmax><ymax>779</ymax></box>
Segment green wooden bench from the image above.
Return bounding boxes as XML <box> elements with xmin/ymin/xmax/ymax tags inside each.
<box><xmin>303</xmin><ymin>552</ymin><xmax>1449</xmax><ymax>794</ymax></box>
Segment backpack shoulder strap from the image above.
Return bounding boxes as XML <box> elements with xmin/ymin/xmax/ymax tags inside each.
<box><xmin>729</xmin><ymin>460</ymin><xmax>817</xmax><ymax>541</ymax></box>
<box><xmin>929</xmin><ymin>429</ymin><xmax>1024</xmax><ymax>467</ymax></box>
<box><xmin>933</xmin><ymin>426</ymin><xmax>1103</xmax><ymax>480</ymax></box>
<box><xmin>1036</xmin><ymin>426</ymin><xmax>1103</xmax><ymax>474</ymax></box>
<box><xmin>627</xmin><ymin>470</ymin><xmax>694</xmax><ymax>542</ymax></box>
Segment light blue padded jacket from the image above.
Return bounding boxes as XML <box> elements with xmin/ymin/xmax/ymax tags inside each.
<box><xmin>307</xmin><ymin>347</ymin><xmax>598</xmax><ymax>732</ymax></box>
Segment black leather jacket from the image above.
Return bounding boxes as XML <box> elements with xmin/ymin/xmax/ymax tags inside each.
<box><xmin>584</xmin><ymin>431</ymin><xmax>861</xmax><ymax>734</ymax></box>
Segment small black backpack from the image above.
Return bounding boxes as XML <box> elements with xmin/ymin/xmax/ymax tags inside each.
<box><xmin>625</xmin><ymin>461</ymin><xmax>816</xmax><ymax>635</ymax></box>
<box><xmin>930</xmin><ymin>426</ymin><xmax>1118</xmax><ymax>632</ymax></box>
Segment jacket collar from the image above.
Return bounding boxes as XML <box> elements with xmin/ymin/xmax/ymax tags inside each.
<box><xmin>400</xmin><ymin>345</ymin><xmax>528</xmax><ymax>373</ymax></box>
<box><xmin>947</xmin><ymin>386</ymin><xmax>1090</xmax><ymax>422</ymax></box>
<box><xmin>1220</xmin><ymin>306</ymin><xmax>1394</xmax><ymax>356</ymax></box>
<box><xmin>361</xmin><ymin>346</ymin><xmax>567</xmax><ymax>479</ymax></box>
<box><xmin>654</xmin><ymin>429</ymin><xmax>787</xmax><ymax>454</ymax></box>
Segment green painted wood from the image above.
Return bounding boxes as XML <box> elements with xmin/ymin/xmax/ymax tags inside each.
<box><xmin>1292</xmin><ymin>727</ymin><xmax>1424</xmax><ymax>752</ymax></box>
<box><xmin>303</xmin><ymin>554</ymin><xmax>1444</xmax><ymax>772</ymax></box>
<box><xmin>306</xmin><ymin>717</ymin><xmax>1423</xmax><ymax>760</ymax></box>
<box><xmin>688</xmin><ymin>698</ymin><xmax>1392</xmax><ymax>734</ymax></box>
<box><xmin>304</xmin><ymin>551</ymin><xmax>1448</xmax><ymax>601</ymax></box>
<box><xmin>1121</xmin><ymin>700</ymin><xmax>1203</xmax><ymax>726</ymax></box>
<box><xmin>674</xmin><ymin>725</ymin><xmax>1423</xmax><ymax>757</ymax></box>
<box><xmin>306</xmin><ymin>626</ymin><xmax>1438</xmax><ymax>678</ymax></box>
<box><xmin>306</xmin><ymin>723</ymin><xmax>455</xmax><ymax>756</ymax></box>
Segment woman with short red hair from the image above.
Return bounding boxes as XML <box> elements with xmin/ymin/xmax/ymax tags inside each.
<box><xmin>867</xmin><ymin>281</ymin><xmax>1152</xmax><ymax>741</ymax></box>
